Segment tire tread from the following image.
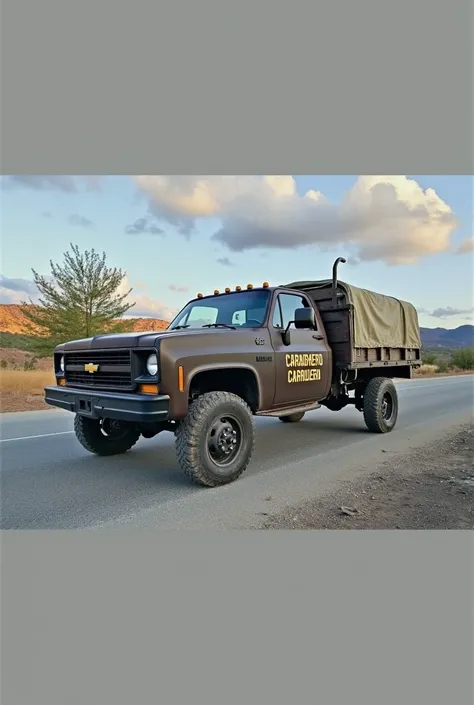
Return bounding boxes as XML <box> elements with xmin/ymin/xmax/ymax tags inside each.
<box><xmin>175</xmin><ymin>391</ymin><xmax>255</xmax><ymax>487</ymax></box>
<box><xmin>362</xmin><ymin>377</ymin><xmax>398</xmax><ymax>433</ymax></box>
<box><xmin>74</xmin><ymin>415</ymin><xmax>140</xmax><ymax>456</ymax></box>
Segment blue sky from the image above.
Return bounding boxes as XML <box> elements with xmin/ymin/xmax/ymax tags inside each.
<box><xmin>1</xmin><ymin>174</ymin><xmax>472</xmax><ymax>329</ymax></box>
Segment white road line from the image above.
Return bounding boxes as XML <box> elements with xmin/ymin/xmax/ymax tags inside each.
<box><xmin>0</xmin><ymin>431</ymin><xmax>73</xmax><ymax>443</ymax></box>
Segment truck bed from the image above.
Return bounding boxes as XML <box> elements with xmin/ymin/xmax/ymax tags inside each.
<box><xmin>284</xmin><ymin>279</ymin><xmax>422</xmax><ymax>371</ymax></box>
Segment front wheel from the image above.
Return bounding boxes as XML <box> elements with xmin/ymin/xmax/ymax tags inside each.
<box><xmin>74</xmin><ymin>415</ymin><xmax>140</xmax><ymax>456</ymax></box>
<box><xmin>362</xmin><ymin>377</ymin><xmax>398</xmax><ymax>433</ymax></box>
<box><xmin>175</xmin><ymin>391</ymin><xmax>255</xmax><ymax>487</ymax></box>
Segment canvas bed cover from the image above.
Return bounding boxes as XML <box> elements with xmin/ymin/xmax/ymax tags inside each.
<box><xmin>285</xmin><ymin>279</ymin><xmax>422</xmax><ymax>350</ymax></box>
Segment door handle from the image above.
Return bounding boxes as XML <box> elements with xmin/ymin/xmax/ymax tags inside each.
<box><xmin>312</xmin><ymin>333</ymin><xmax>324</xmax><ymax>340</ymax></box>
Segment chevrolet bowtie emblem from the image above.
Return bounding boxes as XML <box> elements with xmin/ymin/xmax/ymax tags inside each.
<box><xmin>84</xmin><ymin>363</ymin><xmax>99</xmax><ymax>374</ymax></box>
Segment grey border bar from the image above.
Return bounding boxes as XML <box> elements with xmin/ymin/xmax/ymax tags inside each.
<box><xmin>2</xmin><ymin>0</ymin><xmax>473</xmax><ymax>174</ymax></box>
<box><xmin>1</xmin><ymin>531</ymin><xmax>473</xmax><ymax>705</ymax></box>
<box><xmin>2</xmin><ymin>1</ymin><xmax>474</xmax><ymax>703</ymax></box>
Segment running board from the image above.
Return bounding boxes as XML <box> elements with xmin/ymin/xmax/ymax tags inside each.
<box><xmin>256</xmin><ymin>402</ymin><xmax>321</xmax><ymax>418</ymax></box>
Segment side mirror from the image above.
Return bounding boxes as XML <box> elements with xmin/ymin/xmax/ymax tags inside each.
<box><xmin>294</xmin><ymin>307</ymin><xmax>316</xmax><ymax>329</ymax></box>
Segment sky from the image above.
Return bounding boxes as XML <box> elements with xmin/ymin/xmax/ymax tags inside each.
<box><xmin>0</xmin><ymin>174</ymin><xmax>472</xmax><ymax>329</ymax></box>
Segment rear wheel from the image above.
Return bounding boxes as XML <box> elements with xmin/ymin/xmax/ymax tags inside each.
<box><xmin>175</xmin><ymin>391</ymin><xmax>255</xmax><ymax>487</ymax></box>
<box><xmin>278</xmin><ymin>411</ymin><xmax>306</xmax><ymax>423</ymax></box>
<box><xmin>74</xmin><ymin>415</ymin><xmax>140</xmax><ymax>456</ymax></box>
<box><xmin>362</xmin><ymin>377</ymin><xmax>398</xmax><ymax>433</ymax></box>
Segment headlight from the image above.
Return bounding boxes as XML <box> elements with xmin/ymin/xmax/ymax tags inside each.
<box><xmin>60</xmin><ymin>356</ymin><xmax>65</xmax><ymax>372</ymax></box>
<box><xmin>146</xmin><ymin>353</ymin><xmax>158</xmax><ymax>376</ymax></box>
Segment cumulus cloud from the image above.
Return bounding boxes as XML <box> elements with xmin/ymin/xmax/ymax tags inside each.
<box><xmin>116</xmin><ymin>278</ymin><xmax>178</xmax><ymax>321</ymax></box>
<box><xmin>168</xmin><ymin>284</ymin><xmax>189</xmax><ymax>293</ymax></box>
<box><xmin>2</xmin><ymin>175</ymin><xmax>102</xmax><ymax>192</ymax></box>
<box><xmin>216</xmin><ymin>256</ymin><xmax>234</xmax><ymax>267</ymax></box>
<box><xmin>0</xmin><ymin>276</ymin><xmax>40</xmax><ymax>305</ymax></box>
<box><xmin>131</xmin><ymin>175</ymin><xmax>458</xmax><ymax>265</ymax></box>
<box><xmin>69</xmin><ymin>214</ymin><xmax>94</xmax><ymax>229</ymax></box>
<box><xmin>457</xmin><ymin>237</ymin><xmax>474</xmax><ymax>254</ymax></box>
<box><xmin>430</xmin><ymin>306</ymin><xmax>474</xmax><ymax>319</ymax></box>
<box><xmin>0</xmin><ymin>276</ymin><xmax>38</xmax><ymax>295</ymax></box>
<box><xmin>125</xmin><ymin>217</ymin><xmax>164</xmax><ymax>235</ymax></box>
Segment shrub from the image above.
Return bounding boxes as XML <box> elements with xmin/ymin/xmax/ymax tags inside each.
<box><xmin>416</xmin><ymin>364</ymin><xmax>438</xmax><ymax>376</ymax></box>
<box><xmin>422</xmin><ymin>352</ymin><xmax>439</xmax><ymax>366</ymax></box>
<box><xmin>0</xmin><ymin>359</ymin><xmax>7</xmax><ymax>370</ymax></box>
<box><xmin>435</xmin><ymin>360</ymin><xmax>450</xmax><ymax>373</ymax></box>
<box><xmin>23</xmin><ymin>357</ymin><xmax>38</xmax><ymax>371</ymax></box>
<box><xmin>450</xmin><ymin>348</ymin><xmax>474</xmax><ymax>371</ymax></box>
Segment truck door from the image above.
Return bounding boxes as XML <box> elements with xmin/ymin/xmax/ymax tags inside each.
<box><xmin>269</xmin><ymin>291</ymin><xmax>331</xmax><ymax>407</ymax></box>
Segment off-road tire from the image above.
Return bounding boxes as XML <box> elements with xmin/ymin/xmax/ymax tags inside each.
<box><xmin>362</xmin><ymin>377</ymin><xmax>398</xmax><ymax>433</ymax></box>
<box><xmin>74</xmin><ymin>415</ymin><xmax>140</xmax><ymax>456</ymax></box>
<box><xmin>175</xmin><ymin>391</ymin><xmax>255</xmax><ymax>487</ymax></box>
<box><xmin>278</xmin><ymin>411</ymin><xmax>306</xmax><ymax>423</ymax></box>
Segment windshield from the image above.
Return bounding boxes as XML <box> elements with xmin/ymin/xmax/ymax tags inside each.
<box><xmin>169</xmin><ymin>290</ymin><xmax>271</xmax><ymax>330</ymax></box>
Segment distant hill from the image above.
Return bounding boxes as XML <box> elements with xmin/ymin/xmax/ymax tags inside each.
<box><xmin>0</xmin><ymin>304</ymin><xmax>169</xmax><ymax>336</ymax></box>
<box><xmin>420</xmin><ymin>325</ymin><xmax>474</xmax><ymax>349</ymax></box>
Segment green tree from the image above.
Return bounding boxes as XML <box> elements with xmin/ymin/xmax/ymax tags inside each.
<box><xmin>451</xmin><ymin>347</ymin><xmax>474</xmax><ymax>371</ymax></box>
<box><xmin>20</xmin><ymin>244</ymin><xmax>136</xmax><ymax>355</ymax></box>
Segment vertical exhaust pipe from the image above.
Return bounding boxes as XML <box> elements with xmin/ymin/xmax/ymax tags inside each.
<box><xmin>332</xmin><ymin>257</ymin><xmax>346</xmax><ymax>307</ymax></box>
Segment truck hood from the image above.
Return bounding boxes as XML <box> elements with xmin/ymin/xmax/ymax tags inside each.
<box><xmin>59</xmin><ymin>327</ymin><xmax>236</xmax><ymax>351</ymax></box>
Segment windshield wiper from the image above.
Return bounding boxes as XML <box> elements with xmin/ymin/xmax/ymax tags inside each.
<box><xmin>171</xmin><ymin>325</ymin><xmax>190</xmax><ymax>330</ymax></box>
<box><xmin>202</xmin><ymin>323</ymin><xmax>236</xmax><ymax>330</ymax></box>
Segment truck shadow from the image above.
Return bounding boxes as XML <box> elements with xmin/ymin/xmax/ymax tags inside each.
<box><xmin>76</xmin><ymin>412</ymin><xmax>369</xmax><ymax>489</ymax></box>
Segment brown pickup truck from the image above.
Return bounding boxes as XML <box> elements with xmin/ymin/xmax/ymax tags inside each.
<box><xmin>44</xmin><ymin>258</ymin><xmax>422</xmax><ymax>487</ymax></box>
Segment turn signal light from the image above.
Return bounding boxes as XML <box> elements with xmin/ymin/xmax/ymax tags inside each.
<box><xmin>225</xmin><ymin>287</ymin><xmax>231</xmax><ymax>293</ymax></box>
<box><xmin>178</xmin><ymin>365</ymin><xmax>185</xmax><ymax>392</ymax></box>
<box><xmin>197</xmin><ymin>292</ymin><xmax>203</xmax><ymax>298</ymax></box>
<box><xmin>247</xmin><ymin>284</ymin><xmax>253</xmax><ymax>289</ymax></box>
<box><xmin>262</xmin><ymin>281</ymin><xmax>269</xmax><ymax>288</ymax></box>
<box><xmin>235</xmin><ymin>285</ymin><xmax>242</xmax><ymax>291</ymax></box>
<box><xmin>139</xmin><ymin>384</ymin><xmax>159</xmax><ymax>395</ymax></box>
<box><xmin>58</xmin><ymin>377</ymin><xmax>66</xmax><ymax>386</ymax></box>
<box><xmin>214</xmin><ymin>289</ymin><xmax>220</xmax><ymax>295</ymax></box>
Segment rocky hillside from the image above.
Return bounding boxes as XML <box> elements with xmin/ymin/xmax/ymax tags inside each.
<box><xmin>0</xmin><ymin>304</ymin><xmax>169</xmax><ymax>335</ymax></box>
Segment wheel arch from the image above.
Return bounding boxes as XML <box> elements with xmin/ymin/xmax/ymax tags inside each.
<box><xmin>187</xmin><ymin>364</ymin><xmax>261</xmax><ymax>413</ymax></box>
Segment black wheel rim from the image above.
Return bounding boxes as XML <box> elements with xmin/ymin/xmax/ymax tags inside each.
<box><xmin>381</xmin><ymin>392</ymin><xmax>394</xmax><ymax>421</ymax></box>
<box><xmin>206</xmin><ymin>415</ymin><xmax>243</xmax><ymax>468</ymax></box>
<box><xmin>100</xmin><ymin>418</ymin><xmax>129</xmax><ymax>440</ymax></box>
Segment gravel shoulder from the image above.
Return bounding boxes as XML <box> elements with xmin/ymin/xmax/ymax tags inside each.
<box><xmin>261</xmin><ymin>423</ymin><xmax>474</xmax><ymax>530</ymax></box>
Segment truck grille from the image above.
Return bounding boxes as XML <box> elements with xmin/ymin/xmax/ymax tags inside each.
<box><xmin>65</xmin><ymin>350</ymin><xmax>133</xmax><ymax>390</ymax></box>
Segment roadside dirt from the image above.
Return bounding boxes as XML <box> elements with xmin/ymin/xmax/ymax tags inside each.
<box><xmin>0</xmin><ymin>392</ymin><xmax>50</xmax><ymax>413</ymax></box>
<box><xmin>261</xmin><ymin>424</ymin><xmax>474</xmax><ymax>530</ymax></box>
<box><xmin>0</xmin><ymin>349</ymin><xmax>53</xmax><ymax>413</ymax></box>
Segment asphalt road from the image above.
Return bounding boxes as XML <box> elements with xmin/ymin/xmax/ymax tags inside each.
<box><xmin>1</xmin><ymin>376</ymin><xmax>473</xmax><ymax>529</ymax></box>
